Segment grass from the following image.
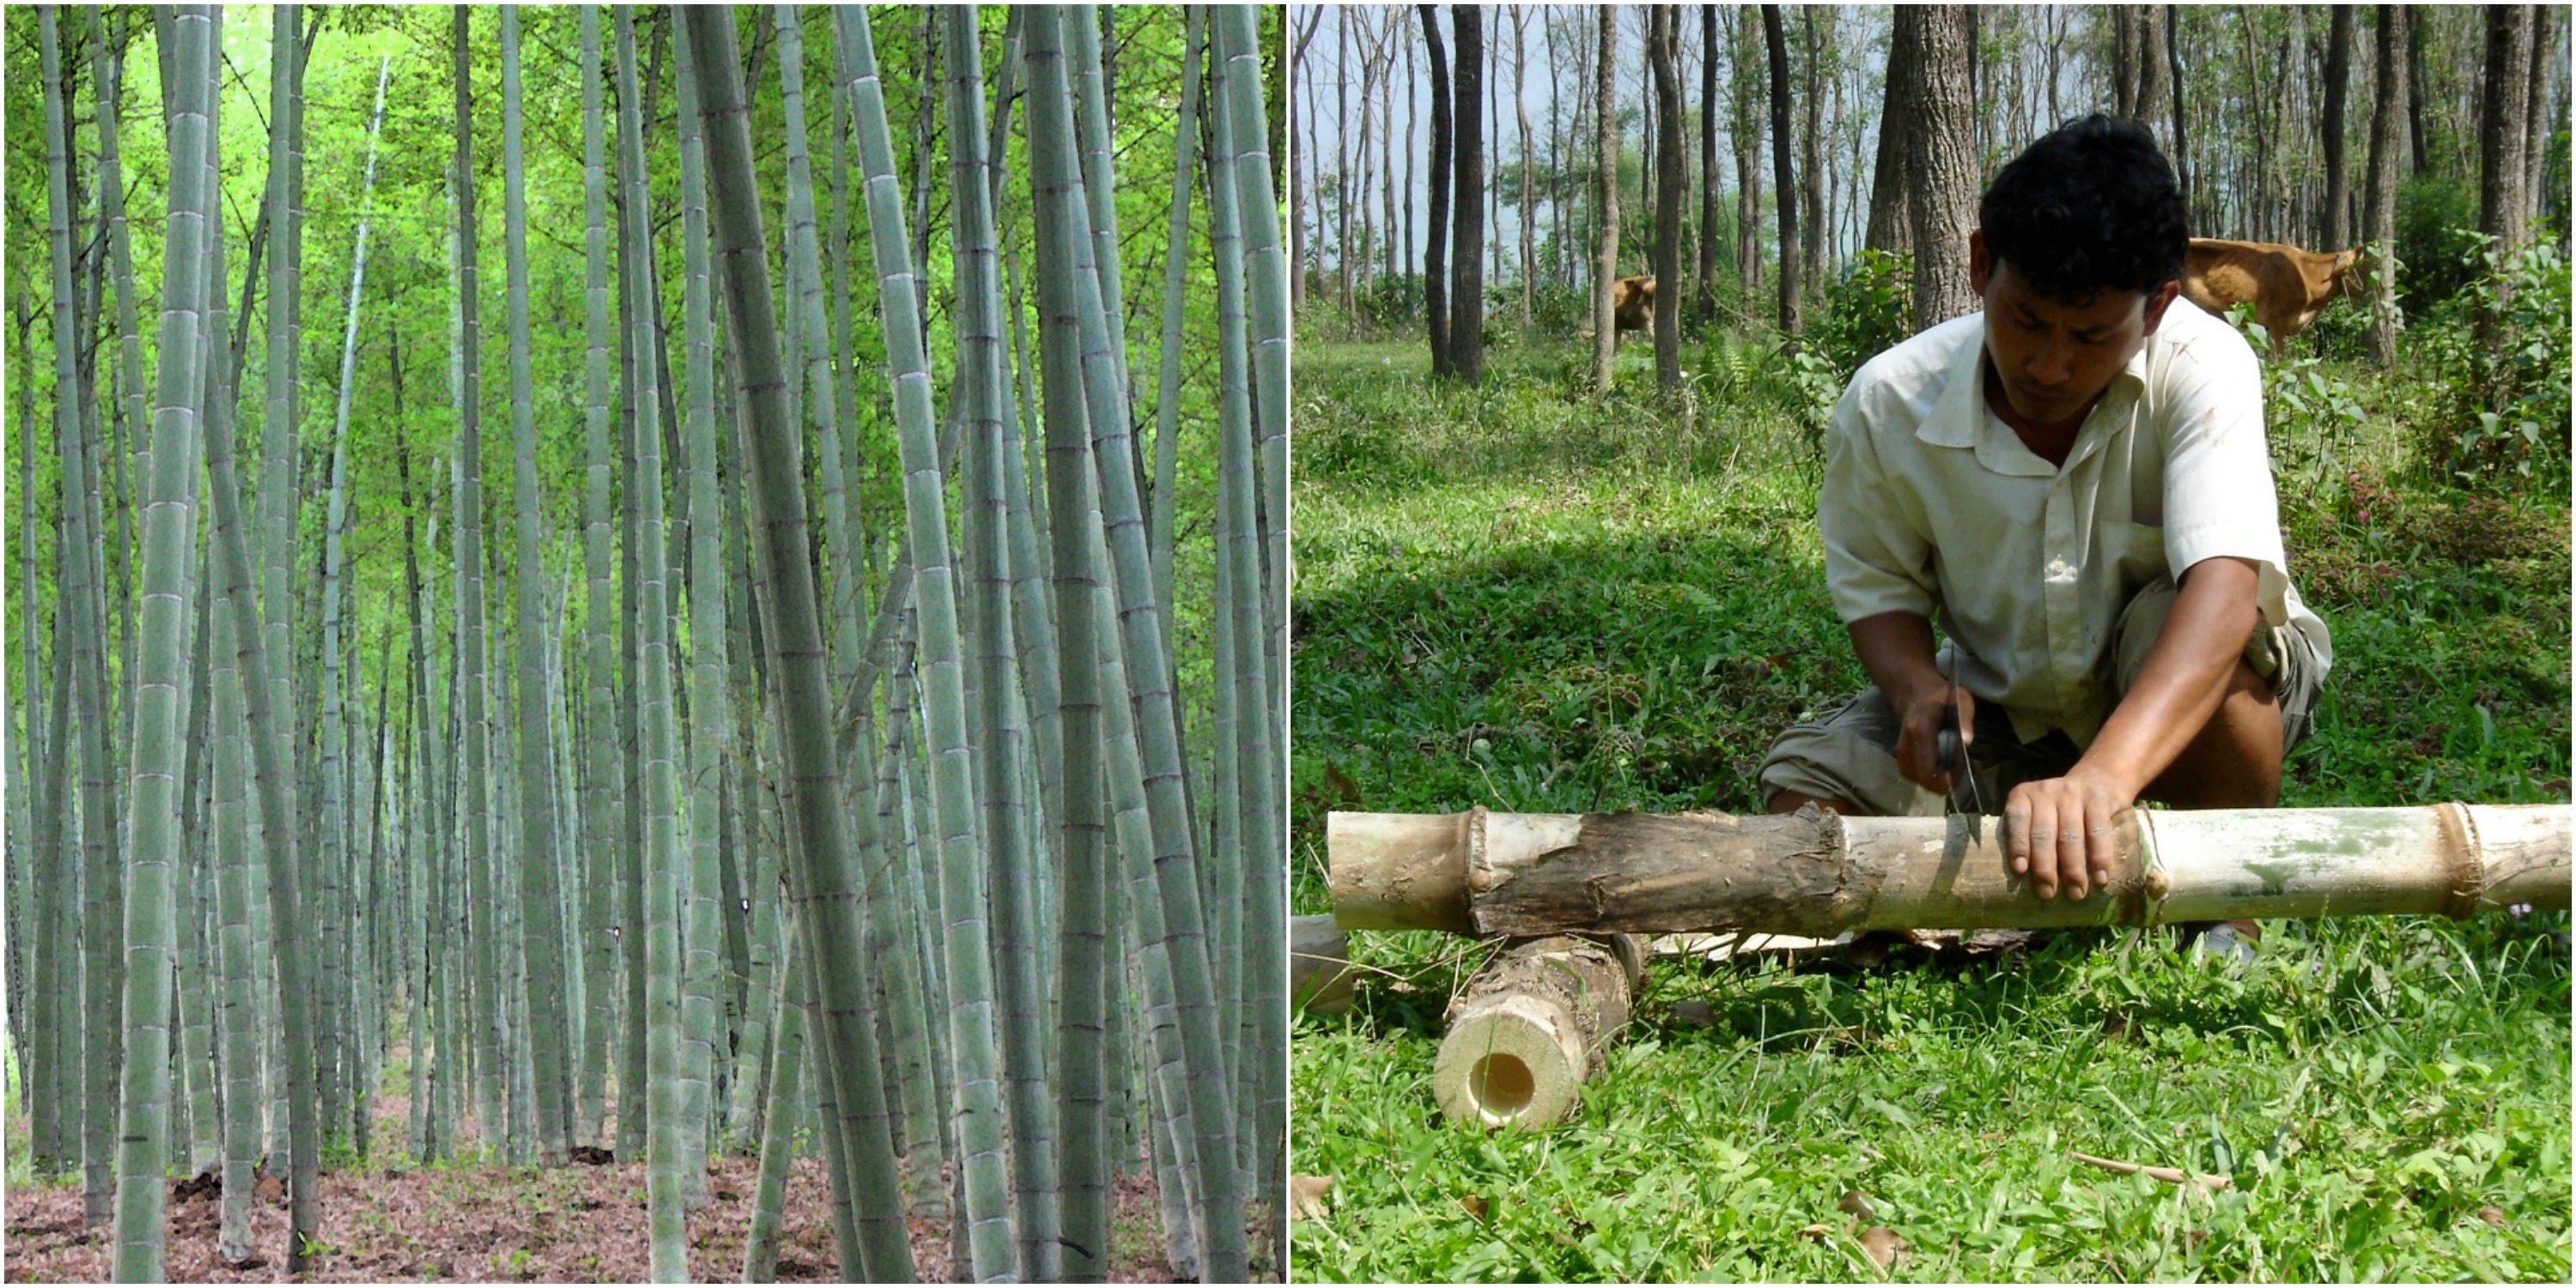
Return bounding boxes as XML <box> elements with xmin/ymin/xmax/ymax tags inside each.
<box><xmin>1288</xmin><ymin>320</ymin><xmax>2572</xmax><ymax>1282</ymax></box>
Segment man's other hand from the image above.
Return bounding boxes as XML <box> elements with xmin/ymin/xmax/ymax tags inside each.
<box><xmin>2002</xmin><ymin>769</ymin><xmax>2129</xmax><ymax>900</ymax></box>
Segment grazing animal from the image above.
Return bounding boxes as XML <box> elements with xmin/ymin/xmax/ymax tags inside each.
<box><xmin>2178</xmin><ymin>237</ymin><xmax>2363</xmax><ymax>360</ymax></box>
<box><xmin>1582</xmin><ymin>274</ymin><xmax>1658</xmax><ymax>343</ymax></box>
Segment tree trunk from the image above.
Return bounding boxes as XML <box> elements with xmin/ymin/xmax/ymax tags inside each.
<box><xmin>1449</xmin><ymin>4</ymin><xmax>1486</xmax><ymax>383</ymax></box>
<box><xmin>1734</xmin><ymin>9</ymin><xmax>1763</xmax><ymax>291</ymax></box>
<box><xmin>1589</xmin><ymin>4</ymin><xmax>1619</xmax><ymax>394</ymax></box>
<box><xmin>2522</xmin><ymin>4</ymin><xmax>2555</xmax><ymax>231</ymax></box>
<box><xmin>1763</xmin><ymin>5</ymin><xmax>1801</xmax><ymax>343</ymax></box>
<box><xmin>2362</xmin><ymin>5</ymin><xmax>2405</xmax><ymax>368</ymax></box>
<box><xmin>1516</xmin><ymin>6</ymin><xmax>1534</xmax><ymax>328</ymax></box>
<box><xmin>2168</xmin><ymin>6</ymin><xmax>2190</xmax><ymax>216</ymax></box>
<box><xmin>1649</xmin><ymin>5</ymin><xmax>1683</xmax><ymax>392</ymax></box>
<box><xmin>1798</xmin><ymin>8</ymin><xmax>1826</xmax><ymax>301</ymax></box>
<box><xmin>2405</xmin><ymin>6</ymin><xmax>2430</xmax><ymax>175</ymax></box>
<box><xmin>1330</xmin><ymin>805</ymin><xmax>2573</xmax><ymax>939</ymax></box>
<box><xmin>1864</xmin><ymin>12</ymin><xmax>1917</xmax><ymax>258</ymax></box>
<box><xmin>2320</xmin><ymin>5</ymin><xmax>2354</xmax><ymax>248</ymax></box>
<box><xmin>2476</xmin><ymin>3</ymin><xmax>2533</xmax><ymax>358</ymax></box>
<box><xmin>1697</xmin><ymin>5</ymin><xmax>1719</xmax><ymax>323</ymax></box>
<box><xmin>1420</xmin><ymin>5</ymin><xmax>1452</xmax><ymax>375</ymax></box>
<box><xmin>1906</xmin><ymin>6</ymin><xmax>1979</xmax><ymax>331</ymax></box>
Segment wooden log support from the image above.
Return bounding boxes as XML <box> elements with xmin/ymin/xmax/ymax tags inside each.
<box><xmin>1291</xmin><ymin>914</ymin><xmax>1357</xmax><ymax>1016</ymax></box>
<box><xmin>1431</xmin><ymin>933</ymin><xmax>1644</xmax><ymax>1128</ymax></box>
<box><xmin>1330</xmin><ymin>804</ymin><xmax>2571</xmax><ymax>937</ymax></box>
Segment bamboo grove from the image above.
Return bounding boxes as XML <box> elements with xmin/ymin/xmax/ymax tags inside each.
<box><xmin>3</xmin><ymin>5</ymin><xmax>1290</xmax><ymax>1281</ymax></box>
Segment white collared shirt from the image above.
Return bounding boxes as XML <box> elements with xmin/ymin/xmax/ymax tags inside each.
<box><xmin>1820</xmin><ymin>298</ymin><xmax>2333</xmax><ymax>748</ymax></box>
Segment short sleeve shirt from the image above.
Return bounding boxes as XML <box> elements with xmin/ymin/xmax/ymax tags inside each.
<box><xmin>1819</xmin><ymin>298</ymin><xmax>2333</xmax><ymax>748</ymax></box>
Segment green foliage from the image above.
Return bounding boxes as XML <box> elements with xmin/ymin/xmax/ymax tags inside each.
<box><xmin>1786</xmin><ymin>250</ymin><xmax>1914</xmax><ymax>459</ymax></box>
<box><xmin>1810</xmin><ymin>249</ymin><xmax>1915</xmax><ymax>380</ymax></box>
<box><xmin>2404</xmin><ymin>237</ymin><xmax>2573</xmax><ymax>489</ymax></box>
<box><xmin>2393</xmin><ymin>174</ymin><xmax>2486</xmax><ymax>316</ymax></box>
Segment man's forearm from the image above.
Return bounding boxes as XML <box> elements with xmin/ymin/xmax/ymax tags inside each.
<box><xmin>1847</xmin><ymin>611</ymin><xmax>1946</xmax><ymax>709</ymax></box>
<box><xmin>2076</xmin><ymin>557</ymin><xmax>2261</xmax><ymax>799</ymax></box>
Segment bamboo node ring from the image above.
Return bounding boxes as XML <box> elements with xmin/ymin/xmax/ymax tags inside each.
<box><xmin>2434</xmin><ymin>801</ymin><xmax>2487</xmax><ymax>920</ymax></box>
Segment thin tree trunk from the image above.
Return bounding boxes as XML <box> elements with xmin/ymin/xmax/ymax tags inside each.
<box><xmin>1650</xmin><ymin>5</ymin><xmax>1683</xmax><ymax>392</ymax></box>
<box><xmin>1420</xmin><ymin>6</ymin><xmax>1452</xmax><ymax>374</ymax></box>
<box><xmin>1449</xmin><ymin>5</ymin><xmax>1486</xmax><ymax>382</ymax></box>
<box><xmin>1763</xmin><ymin>5</ymin><xmax>1802</xmax><ymax>343</ymax></box>
<box><xmin>2363</xmin><ymin>5</ymin><xmax>2405</xmax><ymax>368</ymax></box>
<box><xmin>1590</xmin><ymin>4</ymin><xmax>1619</xmax><ymax>394</ymax></box>
<box><xmin>2321</xmin><ymin>5</ymin><xmax>2354</xmax><ymax>248</ymax></box>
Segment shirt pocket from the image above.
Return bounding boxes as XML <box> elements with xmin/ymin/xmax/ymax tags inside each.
<box><xmin>2117</xmin><ymin>521</ymin><xmax>2170</xmax><ymax>589</ymax></box>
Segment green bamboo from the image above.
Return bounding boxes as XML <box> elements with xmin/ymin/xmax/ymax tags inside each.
<box><xmin>1205</xmin><ymin>41</ymin><xmax>1285</xmax><ymax>1209</ymax></box>
<box><xmin>741</xmin><ymin>928</ymin><xmax>810</xmax><ymax>1283</ymax></box>
<box><xmin>200</xmin><ymin>90</ymin><xmax>322</xmax><ymax>1288</ymax></box>
<box><xmin>832</xmin><ymin>8</ymin><xmax>1015</xmax><ymax>1277</ymax></box>
<box><xmin>942</xmin><ymin>8</ymin><xmax>1066</xmax><ymax>1277</ymax></box>
<box><xmin>614</xmin><ymin>9</ymin><xmax>691</xmax><ymax>1276</ymax></box>
<box><xmin>498</xmin><ymin>7</ymin><xmax>577</xmax><ymax>1165</ymax></box>
<box><xmin>42</xmin><ymin>2</ymin><xmax>125</xmax><ymax>1231</ymax></box>
<box><xmin>787</xmin><ymin>7</ymin><xmax>867</xmax><ymax>717</ymax></box>
<box><xmin>1148</xmin><ymin>9</ymin><xmax>1206</xmax><ymax>665</ymax></box>
<box><xmin>255</xmin><ymin>14</ymin><xmax>304</xmax><ymax>1165</ymax></box>
<box><xmin>673</xmin><ymin>16</ymin><xmax>731</xmax><ymax>1198</ymax></box>
<box><xmin>448</xmin><ymin>3</ymin><xmax>507</xmax><ymax>1154</ymax></box>
<box><xmin>94</xmin><ymin>9</ymin><xmax>149</xmax><ymax>735</ymax></box>
<box><xmin>866</xmin><ymin>630</ymin><xmax>951</xmax><ymax>1211</ymax></box>
<box><xmin>1216</xmin><ymin>8</ymin><xmax>1288</xmax><ymax>762</ymax></box>
<box><xmin>573</xmin><ymin>8</ymin><xmax>623</xmax><ymax>1151</ymax></box>
<box><xmin>211</xmin><ymin>556</ymin><xmax>260</xmax><ymax>1261</ymax></box>
<box><xmin>110</xmin><ymin>8</ymin><xmax>216</xmax><ymax>1273</ymax></box>
<box><xmin>1029</xmin><ymin>6</ymin><xmax>1247</xmax><ymax>1276</ymax></box>
<box><xmin>1089</xmin><ymin>478</ymin><xmax>1204</xmax><ymax>1278</ymax></box>
<box><xmin>691</xmin><ymin>8</ymin><xmax>920</xmax><ymax>1279</ymax></box>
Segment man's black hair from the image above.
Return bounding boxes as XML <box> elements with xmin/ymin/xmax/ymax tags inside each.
<box><xmin>1979</xmin><ymin>113</ymin><xmax>2188</xmax><ymax>303</ymax></box>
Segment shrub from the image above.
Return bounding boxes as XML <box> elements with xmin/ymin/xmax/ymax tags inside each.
<box><xmin>2407</xmin><ymin>235</ymin><xmax>2572</xmax><ymax>490</ymax></box>
<box><xmin>2394</xmin><ymin>174</ymin><xmax>2485</xmax><ymax>315</ymax></box>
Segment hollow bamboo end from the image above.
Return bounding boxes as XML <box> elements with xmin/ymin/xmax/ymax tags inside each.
<box><xmin>1431</xmin><ymin>993</ymin><xmax>1585</xmax><ymax>1129</ymax></box>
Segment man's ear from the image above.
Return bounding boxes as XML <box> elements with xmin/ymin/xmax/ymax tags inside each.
<box><xmin>2139</xmin><ymin>280</ymin><xmax>2183</xmax><ymax>336</ymax></box>
<box><xmin>1968</xmin><ymin>229</ymin><xmax>1990</xmax><ymax>295</ymax></box>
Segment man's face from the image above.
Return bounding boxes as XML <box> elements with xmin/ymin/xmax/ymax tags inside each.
<box><xmin>1969</xmin><ymin>231</ymin><xmax>2180</xmax><ymax>434</ymax></box>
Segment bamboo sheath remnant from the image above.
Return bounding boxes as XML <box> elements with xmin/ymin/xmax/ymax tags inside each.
<box><xmin>1331</xmin><ymin>804</ymin><xmax>2572</xmax><ymax>937</ymax></box>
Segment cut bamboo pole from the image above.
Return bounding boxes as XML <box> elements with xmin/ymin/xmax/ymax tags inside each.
<box><xmin>1431</xmin><ymin>934</ymin><xmax>1644</xmax><ymax>1129</ymax></box>
<box><xmin>1331</xmin><ymin>805</ymin><xmax>2571</xmax><ymax>937</ymax></box>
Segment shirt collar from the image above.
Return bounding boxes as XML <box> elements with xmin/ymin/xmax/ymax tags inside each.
<box><xmin>1915</xmin><ymin>312</ymin><xmax>2154</xmax><ymax>475</ymax></box>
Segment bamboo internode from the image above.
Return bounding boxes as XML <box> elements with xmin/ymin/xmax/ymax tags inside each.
<box><xmin>1330</xmin><ymin>803</ymin><xmax>2572</xmax><ymax>937</ymax></box>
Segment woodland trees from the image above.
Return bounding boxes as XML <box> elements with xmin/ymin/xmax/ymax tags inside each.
<box><xmin>1297</xmin><ymin>6</ymin><xmax>2568</xmax><ymax>379</ymax></box>
<box><xmin>8</xmin><ymin>5</ymin><xmax>1286</xmax><ymax>1281</ymax></box>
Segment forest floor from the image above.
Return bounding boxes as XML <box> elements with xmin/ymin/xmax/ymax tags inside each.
<box><xmin>7</xmin><ymin>1097</ymin><xmax>1265</xmax><ymax>1282</ymax></box>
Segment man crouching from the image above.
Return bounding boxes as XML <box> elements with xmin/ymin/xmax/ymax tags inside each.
<box><xmin>1756</xmin><ymin>115</ymin><xmax>2332</xmax><ymax>964</ymax></box>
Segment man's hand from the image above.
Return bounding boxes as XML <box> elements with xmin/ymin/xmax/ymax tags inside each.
<box><xmin>1893</xmin><ymin>683</ymin><xmax>1971</xmax><ymax>794</ymax></box>
<box><xmin>2002</xmin><ymin>768</ymin><xmax>2129</xmax><ymax>900</ymax></box>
